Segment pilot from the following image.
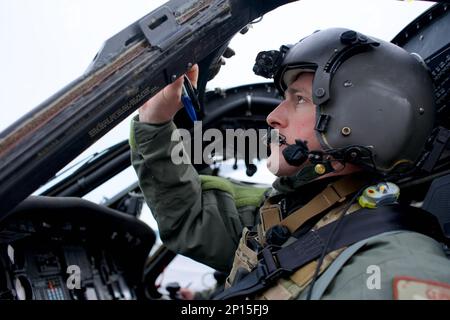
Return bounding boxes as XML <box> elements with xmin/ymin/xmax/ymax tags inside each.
<box><xmin>130</xmin><ymin>28</ymin><xmax>450</xmax><ymax>299</ymax></box>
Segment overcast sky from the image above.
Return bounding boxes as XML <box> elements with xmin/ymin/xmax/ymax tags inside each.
<box><xmin>0</xmin><ymin>0</ymin><xmax>434</xmax><ymax>201</ymax></box>
<box><xmin>0</xmin><ymin>0</ymin><xmax>432</xmax><ymax>129</ymax></box>
<box><xmin>0</xmin><ymin>0</ymin><xmax>434</xmax><ymax>194</ymax></box>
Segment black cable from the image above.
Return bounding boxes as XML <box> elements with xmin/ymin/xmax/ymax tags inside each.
<box><xmin>306</xmin><ymin>186</ymin><xmax>368</xmax><ymax>300</ymax></box>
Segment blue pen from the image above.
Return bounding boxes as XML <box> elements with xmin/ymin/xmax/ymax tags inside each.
<box><xmin>181</xmin><ymin>76</ymin><xmax>199</xmax><ymax>122</ymax></box>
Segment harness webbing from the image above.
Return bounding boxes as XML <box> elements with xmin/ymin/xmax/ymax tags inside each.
<box><xmin>215</xmin><ymin>205</ymin><xmax>440</xmax><ymax>300</ymax></box>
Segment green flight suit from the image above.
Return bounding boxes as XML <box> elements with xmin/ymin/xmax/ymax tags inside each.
<box><xmin>130</xmin><ymin>118</ymin><xmax>450</xmax><ymax>300</ymax></box>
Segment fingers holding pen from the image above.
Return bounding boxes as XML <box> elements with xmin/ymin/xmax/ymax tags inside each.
<box><xmin>139</xmin><ymin>64</ymin><xmax>199</xmax><ymax>124</ymax></box>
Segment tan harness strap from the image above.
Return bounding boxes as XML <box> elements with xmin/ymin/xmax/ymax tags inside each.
<box><xmin>279</xmin><ymin>175</ymin><xmax>367</xmax><ymax>233</ymax></box>
<box><xmin>260</xmin><ymin>204</ymin><xmax>283</xmax><ymax>232</ymax></box>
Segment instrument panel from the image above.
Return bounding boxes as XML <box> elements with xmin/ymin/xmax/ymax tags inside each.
<box><xmin>0</xmin><ymin>196</ymin><xmax>156</xmax><ymax>300</ymax></box>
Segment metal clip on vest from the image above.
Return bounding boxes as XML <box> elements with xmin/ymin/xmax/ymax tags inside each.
<box><xmin>257</xmin><ymin>245</ymin><xmax>286</xmax><ymax>285</ymax></box>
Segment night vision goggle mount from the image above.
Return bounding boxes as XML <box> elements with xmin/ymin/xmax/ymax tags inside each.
<box><xmin>253</xmin><ymin>45</ymin><xmax>291</xmax><ymax>79</ymax></box>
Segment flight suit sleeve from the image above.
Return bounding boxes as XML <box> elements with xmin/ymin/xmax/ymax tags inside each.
<box><xmin>320</xmin><ymin>232</ymin><xmax>450</xmax><ymax>300</ymax></box>
<box><xmin>129</xmin><ymin>117</ymin><xmax>263</xmax><ymax>272</ymax></box>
